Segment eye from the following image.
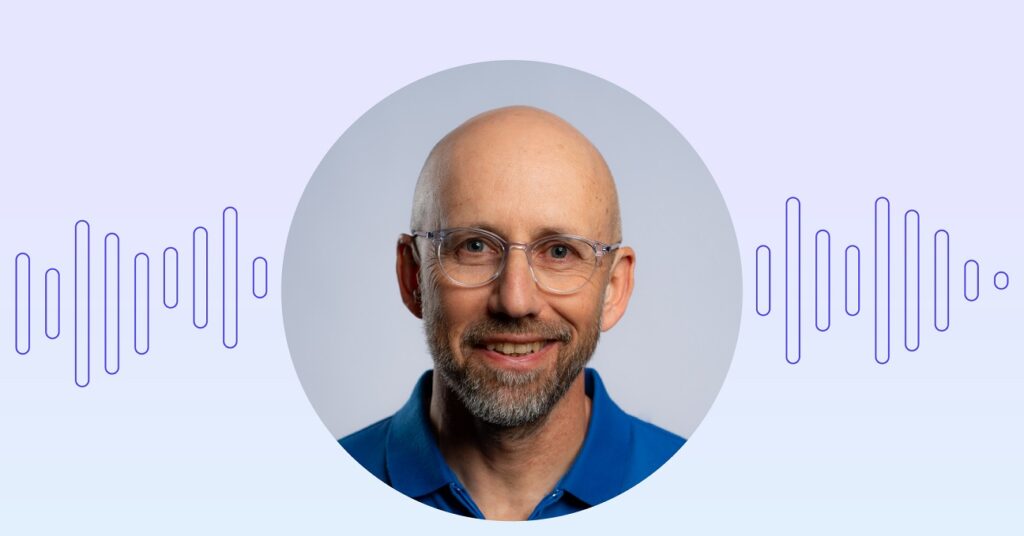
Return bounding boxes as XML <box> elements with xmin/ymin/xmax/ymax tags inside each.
<box><xmin>440</xmin><ymin>231</ymin><xmax>501</xmax><ymax>260</ymax></box>
<box><xmin>542</xmin><ymin>241</ymin><xmax>582</xmax><ymax>261</ymax></box>
<box><xmin>464</xmin><ymin>238</ymin><xmax>488</xmax><ymax>253</ymax></box>
<box><xmin>549</xmin><ymin>244</ymin><xmax>570</xmax><ymax>259</ymax></box>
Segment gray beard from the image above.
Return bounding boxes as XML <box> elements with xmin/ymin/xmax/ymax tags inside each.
<box><xmin>423</xmin><ymin>296</ymin><xmax>600</xmax><ymax>428</ymax></box>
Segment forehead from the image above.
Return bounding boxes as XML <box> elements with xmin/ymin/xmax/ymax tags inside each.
<box><xmin>435</xmin><ymin>122</ymin><xmax>612</xmax><ymax>240</ymax></box>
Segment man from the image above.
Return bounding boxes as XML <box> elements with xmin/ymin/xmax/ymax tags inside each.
<box><xmin>341</xmin><ymin>105</ymin><xmax>684</xmax><ymax>520</ymax></box>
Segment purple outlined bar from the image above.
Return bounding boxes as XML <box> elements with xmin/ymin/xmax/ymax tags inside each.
<box><xmin>964</xmin><ymin>260</ymin><xmax>979</xmax><ymax>302</ymax></box>
<box><xmin>904</xmin><ymin>210</ymin><xmax>920</xmax><ymax>352</ymax></box>
<box><xmin>755</xmin><ymin>246</ymin><xmax>770</xmax><ymax>316</ymax></box>
<box><xmin>134</xmin><ymin>253</ymin><xmax>150</xmax><ymax>355</ymax></box>
<box><xmin>934</xmin><ymin>230</ymin><xmax>950</xmax><ymax>332</ymax></box>
<box><xmin>994</xmin><ymin>271</ymin><xmax>1009</xmax><ymax>290</ymax></box>
<box><xmin>815</xmin><ymin>230</ymin><xmax>830</xmax><ymax>332</ymax></box>
<box><xmin>15</xmin><ymin>253</ymin><xmax>30</xmax><ymax>355</ymax></box>
<box><xmin>223</xmin><ymin>207</ymin><xmax>238</xmax><ymax>349</ymax></box>
<box><xmin>785</xmin><ymin>197</ymin><xmax>800</xmax><ymax>364</ymax></box>
<box><xmin>253</xmin><ymin>256</ymin><xmax>268</xmax><ymax>299</ymax></box>
<box><xmin>105</xmin><ymin>233</ymin><xmax>120</xmax><ymax>375</ymax></box>
<box><xmin>845</xmin><ymin>245</ymin><xmax>860</xmax><ymax>316</ymax></box>
<box><xmin>74</xmin><ymin>221</ymin><xmax>90</xmax><ymax>387</ymax></box>
<box><xmin>163</xmin><ymin>247</ymin><xmax>179</xmax><ymax>309</ymax></box>
<box><xmin>874</xmin><ymin>197</ymin><xmax>890</xmax><ymax>365</ymax></box>
<box><xmin>45</xmin><ymin>268</ymin><xmax>59</xmax><ymax>340</ymax></box>
<box><xmin>193</xmin><ymin>227</ymin><xmax>209</xmax><ymax>329</ymax></box>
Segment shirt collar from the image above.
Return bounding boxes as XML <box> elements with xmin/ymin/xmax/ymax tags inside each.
<box><xmin>556</xmin><ymin>368</ymin><xmax>633</xmax><ymax>506</ymax></box>
<box><xmin>385</xmin><ymin>370</ymin><xmax>456</xmax><ymax>498</ymax></box>
<box><xmin>384</xmin><ymin>368</ymin><xmax>633</xmax><ymax>505</ymax></box>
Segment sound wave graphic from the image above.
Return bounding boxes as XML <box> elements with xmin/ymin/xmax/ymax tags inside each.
<box><xmin>11</xmin><ymin>207</ymin><xmax>267</xmax><ymax>387</ymax></box>
<box><xmin>756</xmin><ymin>197</ymin><xmax>1010</xmax><ymax>364</ymax></box>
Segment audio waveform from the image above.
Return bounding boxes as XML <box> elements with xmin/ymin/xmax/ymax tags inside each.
<box><xmin>9</xmin><ymin>207</ymin><xmax>268</xmax><ymax>387</ymax></box>
<box><xmin>756</xmin><ymin>197</ymin><xmax>1009</xmax><ymax>364</ymax></box>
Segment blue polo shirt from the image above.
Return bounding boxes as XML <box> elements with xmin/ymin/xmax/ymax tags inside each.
<box><xmin>339</xmin><ymin>368</ymin><xmax>685</xmax><ymax>520</ymax></box>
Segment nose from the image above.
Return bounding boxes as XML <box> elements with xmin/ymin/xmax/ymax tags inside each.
<box><xmin>488</xmin><ymin>245</ymin><xmax>542</xmax><ymax>318</ymax></box>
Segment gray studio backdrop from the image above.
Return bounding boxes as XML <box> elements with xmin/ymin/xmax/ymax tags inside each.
<box><xmin>283</xmin><ymin>61</ymin><xmax>741</xmax><ymax>443</ymax></box>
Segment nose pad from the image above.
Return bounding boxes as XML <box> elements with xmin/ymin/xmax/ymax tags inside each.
<box><xmin>491</xmin><ymin>245</ymin><xmax>541</xmax><ymax>317</ymax></box>
<box><xmin>508</xmin><ymin>245</ymin><xmax>538</xmax><ymax>277</ymax></box>
<box><xmin>499</xmin><ymin>245</ymin><xmax>535</xmax><ymax>284</ymax></box>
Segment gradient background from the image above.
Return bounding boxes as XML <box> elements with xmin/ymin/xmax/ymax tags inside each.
<box><xmin>1</xmin><ymin>2</ymin><xmax>1022</xmax><ymax>534</ymax></box>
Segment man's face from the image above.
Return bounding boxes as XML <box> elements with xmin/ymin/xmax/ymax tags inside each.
<box><xmin>417</xmin><ymin>114</ymin><xmax>618</xmax><ymax>427</ymax></box>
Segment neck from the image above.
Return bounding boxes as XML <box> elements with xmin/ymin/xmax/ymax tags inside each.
<box><xmin>428</xmin><ymin>370</ymin><xmax>592</xmax><ymax>521</ymax></box>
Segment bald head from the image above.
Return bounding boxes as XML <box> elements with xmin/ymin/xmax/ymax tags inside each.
<box><xmin>411</xmin><ymin>106</ymin><xmax>621</xmax><ymax>243</ymax></box>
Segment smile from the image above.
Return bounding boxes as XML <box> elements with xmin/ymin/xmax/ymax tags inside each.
<box><xmin>484</xmin><ymin>341</ymin><xmax>546</xmax><ymax>357</ymax></box>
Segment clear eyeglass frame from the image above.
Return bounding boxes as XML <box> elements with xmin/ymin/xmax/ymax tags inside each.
<box><xmin>410</xmin><ymin>227</ymin><xmax>621</xmax><ymax>295</ymax></box>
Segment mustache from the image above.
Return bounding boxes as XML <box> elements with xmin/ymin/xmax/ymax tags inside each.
<box><xmin>461</xmin><ymin>316</ymin><xmax>573</xmax><ymax>347</ymax></box>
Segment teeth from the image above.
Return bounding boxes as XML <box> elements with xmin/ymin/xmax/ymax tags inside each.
<box><xmin>485</xmin><ymin>341</ymin><xmax>545</xmax><ymax>356</ymax></box>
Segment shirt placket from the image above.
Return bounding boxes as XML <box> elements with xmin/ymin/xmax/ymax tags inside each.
<box><xmin>527</xmin><ymin>487</ymin><xmax>565</xmax><ymax>520</ymax></box>
<box><xmin>448</xmin><ymin>482</ymin><xmax>486</xmax><ymax>519</ymax></box>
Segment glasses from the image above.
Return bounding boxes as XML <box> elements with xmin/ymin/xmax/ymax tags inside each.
<box><xmin>411</xmin><ymin>227</ymin><xmax>620</xmax><ymax>294</ymax></box>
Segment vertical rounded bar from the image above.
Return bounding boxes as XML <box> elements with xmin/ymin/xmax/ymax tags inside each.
<box><xmin>15</xmin><ymin>253</ymin><xmax>30</xmax><ymax>355</ymax></box>
<box><xmin>104</xmin><ymin>233</ymin><xmax>120</xmax><ymax>374</ymax></box>
<box><xmin>163</xmin><ymin>247</ymin><xmax>179</xmax><ymax>309</ymax></box>
<box><xmin>134</xmin><ymin>253</ymin><xmax>150</xmax><ymax>355</ymax></box>
<box><xmin>964</xmin><ymin>260</ymin><xmax>979</xmax><ymax>302</ymax></box>
<box><xmin>253</xmin><ymin>256</ymin><xmax>268</xmax><ymax>299</ymax></box>
<box><xmin>75</xmin><ymin>220</ymin><xmax>90</xmax><ymax>387</ymax></box>
<box><xmin>45</xmin><ymin>268</ymin><xmax>60</xmax><ymax>340</ymax></box>
<box><xmin>755</xmin><ymin>246</ymin><xmax>771</xmax><ymax>316</ymax></box>
<box><xmin>814</xmin><ymin>230</ymin><xmax>830</xmax><ymax>331</ymax></box>
<box><xmin>785</xmin><ymin>197</ymin><xmax>801</xmax><ymax>364</ymax></box>
<box><xmin>934</xmin><ymin>230</ymin><xmax>950</xmax><ymax>332</ymax></box>
<box><xmin>904</xmin><ymin>210</ymin><xmax>920</xmax><ymax>352</ymax></box>
<box><xmin>994</xmin><ymin>271</ymin><xmax>1009</xmax><ymax>290</ymax></box>
<box><xmin>844</xmin><ymin>245</ymin><xmax>860</xmax><ymax>316</ymax></box>
<box><xmin>193</xmin><ymin>227</ymin><xmax>209</xmax><ymax>329</ymax></box>
<box><xmin>222</xmin><ymin>207</ymin><xmax>238</xmax><ymax>349</ymax></box>
<box><xmin>874</xmin><ymin>197</ymin><xmax>890</xmax><ymax>365</ymax></box>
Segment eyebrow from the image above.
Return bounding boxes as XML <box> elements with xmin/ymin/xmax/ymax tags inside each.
<box><xmin>455</xmin><ymin>223</ymin><xmax>578</xmax><ymax>239</ymax></box>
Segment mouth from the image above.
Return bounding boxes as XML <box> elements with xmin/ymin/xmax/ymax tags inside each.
<box><xmin>483</xmin><ymin>340</ymin><xmax>547</xmax><ymax>357</ymax></box>
<box><xmin>473</xmin><ymin>338</ymin><xmax>558</xmax><ymax>368</ymax></box>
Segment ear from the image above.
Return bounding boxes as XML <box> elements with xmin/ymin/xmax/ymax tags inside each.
<box><xmin>396</xmin><ymin>234</ymin><xmax>423</xmax><ymax>318</ymax></box>
<box><xmin>600</xmin><ymin>246</ymin><xmax>635</xmax><ymax>331</ymax></box>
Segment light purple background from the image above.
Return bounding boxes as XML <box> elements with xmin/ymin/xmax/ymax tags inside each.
<box><xmin>1</xmin><ymin>2</ymin><xmax>1022</xmax><ymax>534</ymax></box>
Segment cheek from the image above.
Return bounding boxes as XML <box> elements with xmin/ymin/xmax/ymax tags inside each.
<box><xmin>439</xmin><ymin>289</ymin><xmax>485</xmax><ymax>316</ymax></box>
<box><xmin>549</xmin><ymin>291</ymin><xmax>604</xmax><ymax>332</ymax></box>
<box><xmin>436</xmin><ymin>289</ymin><xmax>489</xmax><ymax>339</ymax></box>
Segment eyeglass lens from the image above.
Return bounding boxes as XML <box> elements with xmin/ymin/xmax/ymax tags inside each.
<box><xmin>437</xmin><ymin>229</ymin><xmax>598</xmax><ymax>292</ymax></box>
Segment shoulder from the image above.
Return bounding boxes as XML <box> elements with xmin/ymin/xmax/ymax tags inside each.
<box><xmin>586</xmin><ymin>368</ymin><xmax>685</xmax><ymax>464</ymax></box>
<box><xmin>630</xmin><ymin>416</ymin><xmax>686</xmax><ymax>462</ymax></box>
<box><xmin>583</xmin><ymin>368</ymin><xmax>687</xmax><ymax>492</ymax></box>
<box><xmin>621</xmin><ymin>415</ymin><xmax>686</xmax><ymax>487</ymax></box>
<box><xmin>339</xmin><ymin>417</ymin><xmax>393</xmax><ymax>483</ymax></box>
